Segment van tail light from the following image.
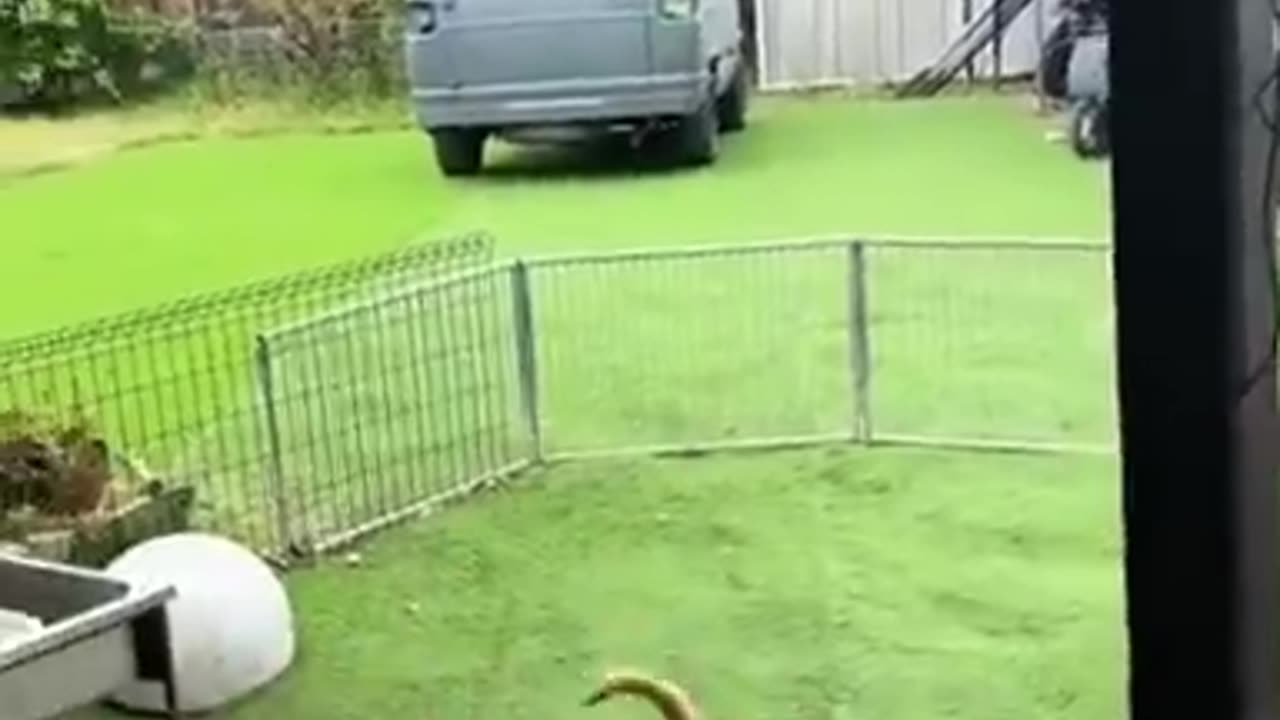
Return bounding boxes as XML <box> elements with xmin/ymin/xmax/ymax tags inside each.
<box><xmin>407</xmin><ymin>0</ymin><xmax>438</xmax><ymax>34</ymax></box>
<box><xmin>660</xmin><ymin>0</ymin><xmax>697</xmax><ymax>20</ymax></box>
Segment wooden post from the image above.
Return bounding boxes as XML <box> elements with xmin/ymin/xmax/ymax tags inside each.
<box><xmin>1110</xmin><ymin>0</ymin><xmax>1279</xmax><ymax>717</ymax></box>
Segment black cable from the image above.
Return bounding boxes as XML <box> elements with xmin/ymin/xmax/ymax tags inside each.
<box><xmin>1237</xmin><ymin>11</ymin><xmax>1280</xmax><ymax>402</ymax></box>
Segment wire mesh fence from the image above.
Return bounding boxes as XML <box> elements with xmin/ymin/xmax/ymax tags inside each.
<box><xmin>257</xmin><ymin>263</ymin><xmax>527</xmax><ymax>555</ymax></box>
<box><xmin>528</xmin><ymin>238</ymin><xmax>1115</xmax><ymax>460</ymax></box>
<box><xmin>246</xmin><ymin>236</ymin><xmax>1113</xmax><ymax>554</ymax></box>
<box><xmin>863</xmin><ymin>240</ymin><xmax>1114</xmax><ymax>449</ymax></box>
<box><xmin>1</xmin><ymin>234</ymin><xmax>1115</xmax><ymax>562</ymax></box>
<box><xmin>0</xmin><ymin>234</ymin><xmax>491</xmax><ymax>560</ymax></box>
<box><xmin>528</xmin><ymin>243</ymin><xmax>855</xmax><ymax>456</ymax></box>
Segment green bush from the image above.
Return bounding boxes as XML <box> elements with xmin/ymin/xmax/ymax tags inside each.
<box><xmin>0</xmin><ymin>406</ymin><xmax>109</xmax><ymax>521</ymax></box>
<box><xmin>0</xmin><ymin>0</ymin><xmax>406</xmax><ymax>110</ymax></box>
<box><xmin>0</xmin><ymin>0</ymin><xmax>194</xmax><ymax>109</ymax></box>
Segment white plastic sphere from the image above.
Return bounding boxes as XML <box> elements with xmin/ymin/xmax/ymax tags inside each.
<box><xmin>106</xmin><ymin>533</ymin><xmax>296</xmax><ymax>713</ymax></box>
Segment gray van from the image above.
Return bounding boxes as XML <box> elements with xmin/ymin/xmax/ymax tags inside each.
<box><xmin>404</xmin><ymin>0</ymin><xmax>750</xmax><ymax>176</ymax></box>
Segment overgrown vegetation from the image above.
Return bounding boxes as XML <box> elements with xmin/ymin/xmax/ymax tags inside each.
<box><xmin>0</xmin><ymin>405</ymin><xmax>193</xmax><ymax>566</ymax></box>
<box><xmin>0</xmin><ymin>0</ymin><xmax>193</xmax><ymax>108</ymax></box>
<box><xmin>267</xmin><ymin>0</ymin><xmax>399</xmax><ymax>96</ymax></box>
<box><xmin>192</xmin><ymin>4</ymin><xmax>404</xmax><ymax>106</ymax></box>
<box><xmin>0</xmin><ymin>407</ymin><xmax>116</xmax><ymax>520</ymax></box>
<box><xmin>0</xmin><ymin>0</ymin><xmax>406</xmax><ymax>112</ymax></box>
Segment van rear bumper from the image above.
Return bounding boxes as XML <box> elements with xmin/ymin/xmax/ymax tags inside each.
<box><xmin>411</xmin><ymin>74</ymin><xmax>708</xmax><ymax>129</ymax></box>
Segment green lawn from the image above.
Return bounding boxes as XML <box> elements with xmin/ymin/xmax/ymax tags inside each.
<box><xmin>6</xmin><ymin>94</ymin><xmax>1125</xmax><ymax>719</ymax></box>
<box><xmin>0</xmin><ymin>94</ymin><xmax>1117</xmax><ymax>552</ymax></box>
<box><xmin>0</xmin><ymin>95</ymin><xmax>1110</xmax><ymax>338</ymax></box>
<box><xmin>72</xmin><ymin>447</ymin><xmax>1125</xmax><ymax>720</ymax></box>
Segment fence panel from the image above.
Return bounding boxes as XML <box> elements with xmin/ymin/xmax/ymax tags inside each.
<box><xmin>0</xmin><ymin>235</ymin><xmax>491</xmax><ymax>556</ymax></box>
<box><xmin>257</xmin><ymin>263</ymin><xmax>524</xmax><ymax>554</ymax></box>
<box><xmin>530</xmin><ymin>243</ymin><xmax>855</xmax><ymax>457</ymax></box>
<box><xmin>863</xmin><ymin>241</ymin><xmax>1114</xmax><ymax>449</ymax></box>
<box><xmin>2</xmin><ymin>234</ymin><xmax>1117</xmax><ymax>564</ymax></box>
<box><xmin>529</xmin><ymin>239</ymin><xmax>1114</xmax><ymax>458</ymax></box>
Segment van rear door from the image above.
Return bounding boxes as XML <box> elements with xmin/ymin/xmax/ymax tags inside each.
<box><xmin>426</xmin><ymin>0</ymin><xmax>654</xmax><ymax>87</ymax></box>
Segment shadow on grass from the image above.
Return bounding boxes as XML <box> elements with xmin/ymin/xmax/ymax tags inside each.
<box><xmin>475</xmin><ymin>135</ymin><xmax>728</xmax><ymax>183</ymax></box>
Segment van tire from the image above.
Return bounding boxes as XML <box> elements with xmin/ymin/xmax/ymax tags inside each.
<box><xmin>717</xmin><ymin>67</ymin><xmax>749</xmax><ymax>133</ymax></box>
<box><xmin>1069</xmin><ymin>100</ymin><xmax>1109</xmax><ymax>159</ymax></box>
<box><xmin>675</xmin><ymin>100</ymin><xmax>720</xmax><ymax>166</ymax></box>
<box><xmin>432</xmin><ymin>129</ymin><xmax>486</xmax><ymax>177</ymax></box>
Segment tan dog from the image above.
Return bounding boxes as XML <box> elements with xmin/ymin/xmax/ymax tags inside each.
<box><xmin>584</xmin><ymin>670</ymin><xmax>702</xmax><ymax>720</ymax></box>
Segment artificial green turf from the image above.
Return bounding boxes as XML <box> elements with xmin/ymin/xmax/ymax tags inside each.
<box><xmin>17</xmin><ymin>95</ymin><xmax>1125</xmax><ymax>720</ymax></box>
<box><xmin>0</xmin><ymin>94</ymin><xmax>1110</xmax><ymax>339</ymax></box>
<box><xmin>0</xmin><ymin>132</ymin><xmax>446</xmax><ymax>338</ymax></box>
<box><xmin>70</xmin><ymin>447</ymin><xmax>1125</xmax><ymax>720</ymax></box>
<box><xmin>0</xmin><ymin>95</ymin><xmax>1117</xmax><ymax>551</ymax></box>
<box><xmin>435</xmin><ymin>95</ymin><xmax>1112</xmax><ymax>248</ymax></box>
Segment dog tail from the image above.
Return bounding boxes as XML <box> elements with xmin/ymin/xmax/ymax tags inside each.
<box><xmin>584</xmin><ymin>670</ymin><xmax>701</xmax><ymax>720</ymax></box>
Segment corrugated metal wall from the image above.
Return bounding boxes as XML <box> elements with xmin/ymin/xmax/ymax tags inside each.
<box><xmin>757</xmin><ymin>0</ymin><xmax>1055</xmax><ymax>89</ymax></box>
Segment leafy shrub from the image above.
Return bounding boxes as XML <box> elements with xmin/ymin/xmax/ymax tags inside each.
<box><xmin>0</xmin><ymin>0</ymin><xmax>194</xmax><ymax>108</ymax></box>
<box><xmin>0</xmin><ymin>407</ymin><xmax>113</xmax><ymax>521</ymax></box>
<box><xmin>0</xmin><ymin>406</ymin><xmax>195</xmax><ymax>567</ymax></box>
<box><xmin>268</xmin><ymin>0</ymin><xmax>399</xmax><ymax>92</ymax></box>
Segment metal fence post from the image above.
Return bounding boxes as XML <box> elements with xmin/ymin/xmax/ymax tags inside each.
<box><xmin>847</xmin><ymin>242</ymin><xmax>874</xmax><ymax>443</ymax></box>
<box><xmin>510</xmin><ymin>262</ymin><xmax>544</xmax><ymax>463</ymax></box>
<box><xmin>254</xmin><ymin>334</ymin><xmax>293</xmax><ymax>555</ymax></box>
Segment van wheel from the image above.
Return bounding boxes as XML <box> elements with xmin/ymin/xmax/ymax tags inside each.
<box><xmin>675</xmin><ymin>100</ymin><xmax>720</xmax><ymax>166</ymax></box>
<box><xmin>1069</xmin><ymin>100</ymin><xmax>1109</xmax><ymax>159</ymax></box>
<box><xmin>717</xmin><ymin>67</ymin><xmax>750</xmax><ymax>133</ymax></box>
<box><xmin>431</xmin><ymin>129</ymin><xmax>486</xmax><ymax>177</ymax></box>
